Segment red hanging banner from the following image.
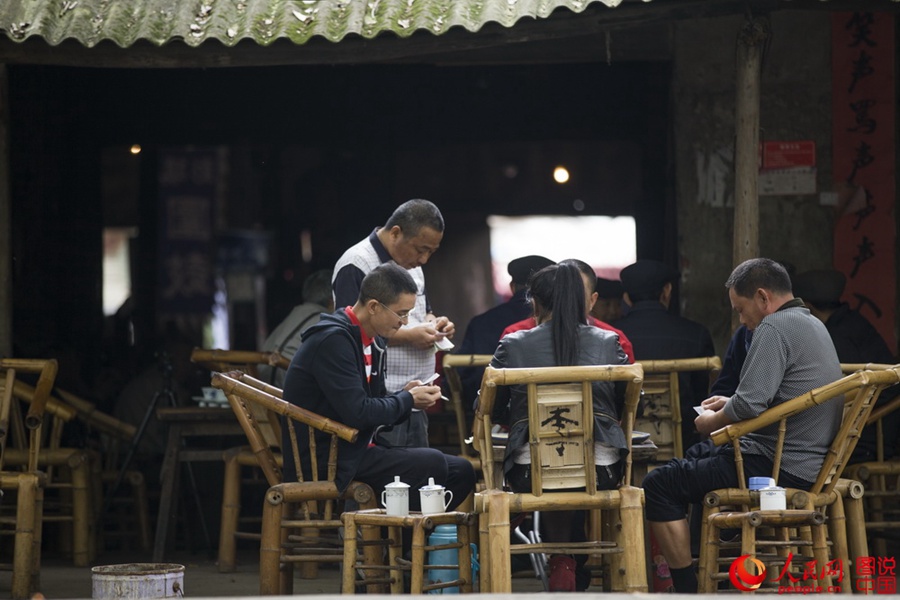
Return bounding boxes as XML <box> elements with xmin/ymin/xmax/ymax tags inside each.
<box><xmin>832</xmin><ymin>12</ymin><xmax>896</xmax><ymax>351</ymax></box>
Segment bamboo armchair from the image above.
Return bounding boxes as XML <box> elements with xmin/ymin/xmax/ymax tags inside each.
<box><xmin>472</xmin><ymin>363</ymin><xmax>648</xmax><ymax>593</ymax></box>
<box><xmin>441</xmin><ymin>354</ymin><xmax>492</xmax><ymax>464</ymax></box>
<box><xmin>841</xmin><ymin>363</ymin><xmax>900</xmax><ymax>559</ymax></box>
<box><xmin>0</xmin><ymin>358</ymin><xmax>56</xmax><ymax>599</ymax></box>
<box><xmin>635</xmin><ymin>356</ymin><xmax>722</xmax><ymax>461</ymax></box>
<box><xmin>190</xmin><ymin>348</ymin><xmax>289</xmax><ymax>572</ymax></box>
<box><xmin>696</xmin><ymin>366</ymin><xmax>900</xmax><ymax>593</ymax></box>
<box><xmin>6</xmin><ymin>382</ymin><xmax>94</xmax><ymax>566</ymax></box>
<box><xmin>211</xmin><ymin>370</ymin><xmax>378</xmax><ymax>595</ymax></box>
<box><xmin>40</xmin><ymin>385</ymin><xmax>151</xmax><ymax>553</ymax></box>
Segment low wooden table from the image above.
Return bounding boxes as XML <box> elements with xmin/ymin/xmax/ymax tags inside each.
<box><xmin>341</xmin><ymin>509</ymin><xmax>475</xmax><ymax>594</ymax></box>
<box><xmin>152</xmin><ymin>406</ymin><xmax>244</xmax><ymax>562</ymax></box>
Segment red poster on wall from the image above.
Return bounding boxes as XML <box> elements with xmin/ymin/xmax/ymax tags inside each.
<box><xmin>832</xmin><ymin>12</ymin><xmax>896</xmax><ymax>351</ymax></box>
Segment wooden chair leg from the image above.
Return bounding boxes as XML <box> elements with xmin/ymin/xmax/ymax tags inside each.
<box><xmin>477</xmin><ymin>497</ymin><xmax>492</xmax><ymax>593</ymax></box>
<box><xmin>619</xmin><ymin>486</ymin><xmax>648</xmax><ymax>592</ymax></box>
<box><xmin>487</xmin><ymin>491</ymin><xmax>511</xmax><ymax>593</ymax></box>
<box><xmin>387</xmin><ymin>524</ymin><xmax>404</xmax><ymax>594</ymax></box>
<box><xmin>278</xmin><ymin>504</ymin><xmax>294</xmax><ymax>595</ymax></box>
<box><xmin>844</xmin><ymin>494</ymin><xmax>869</xmax><ymax>592</ymax></box>
<box><xmin>129</xmin><ymin>471</ymin><xmax>152</xmax><ymax>552</ymax></box>
<box><xmin>70</xmin><ymin>453</ymin><xmax>93</xmax><ymax>567</ymax></box>
<box><xmin>826</xmin><ymin>496</ymin><xmax>851</xmax><ymax>593</ymax></box>
<box><xmin>410</xmin><ymin>521</ymin><xmax>428</xmax><ymax>594</ymax></box>
<box><xmin>697</xmin><ymin>505</ymin><xmax>720</xmax><ymax>594</ymax></box>
<box><xmin>341</xmin><ymin>514</ymin><xmax>359</xmax><ymax>594</ymax></box>
<box><xmin>458</xmin><ymin>518</ymin><xmax>473</xmax><ymax>593</ymax></box>
<box><xmin>12</xmin><ymin>474</ymin><xmax>40</xmax><ymax>600</ymax></box>
<box><xmin>259</xmin><ymin>489</ymin><xmax>284</xmax><ymax>595</ymax></box>
<box><xmin>218</xmin><ymin>451</ymin><xmax>241</xmax><ymax>573</ymax></box>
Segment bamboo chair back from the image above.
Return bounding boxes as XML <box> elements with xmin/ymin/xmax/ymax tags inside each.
<box><xmin>840</xmin><ymin>363</ymin><xmax>900</xmax><ymax>558</ymax></box>
<box><xmin>472</xmin><ymin>363</ymin><xmax>647</xmax><ymax>593</ymax></box>
<box><xmin>0</xmin><ymin>369</ymin><xmax>15</xmax><ymax>467</ymax></box>
<box><xmin>634</xmin><ymin>357</ymin><xmax>722</xmax><ymax>460</ymax></box>
<box><xmin>841</xmin><ymin>362</ymin><xmax>898</xmax><ymax>461</ymax></box>
<box><xmin>475</xmin><ymin>363</ymin><xmax>644</xmax><ymax>490</ymax></box>
<box><xmin>212</xmin><ymin>370</ymin><xmax>358</xmax><ymax>499</ymax></box>
<box><xmin>0</xmin><ymin>359</ymin><xmax>57</xmax><ymax>473</ymax></box>
<box><xmin>212</xmin><ymin>370</ymin><xmax>370</xmax><ymax>593</ymax></box>
<box><xmin>441</xmin><ymin>354</ymin><xmax>492</xmax><ymax>458</ymax></box>
<box><xmin>191</xmin><ymin>348</ymin><xmax>287</xmax><ymax>447</ymax></box>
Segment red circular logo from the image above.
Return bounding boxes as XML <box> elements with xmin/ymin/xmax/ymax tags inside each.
<box><xmin>729</xmin><ymin>555</ymin><xmax>767</xmax><ymax>591</ymax></box>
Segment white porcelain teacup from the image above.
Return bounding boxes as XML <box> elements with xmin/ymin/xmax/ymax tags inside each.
<box><xmin>381</xmin><ymin>476</ymin><xmax>410</xmax><ymax>517</ymax></box>
<box><xmin>419</xmin><ymin>477</ymin><xmax>453</xmax><ymax>515</ymax></box>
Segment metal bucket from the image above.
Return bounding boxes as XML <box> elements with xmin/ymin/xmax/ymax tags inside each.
<box><xmin>92</xmin><ymin>563</ymin><xmax>184</xmax><ymax>599</ymax></box>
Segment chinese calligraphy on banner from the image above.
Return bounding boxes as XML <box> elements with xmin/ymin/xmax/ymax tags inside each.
<box><xmin>832</xmin><ymin>12</ymin><xmax>896</xmax><ymax>350</ymax></box>
<box><xmin>157</xmin><ymin>148</ymin><xmax>216</xmax><ymax>316</ymax></box>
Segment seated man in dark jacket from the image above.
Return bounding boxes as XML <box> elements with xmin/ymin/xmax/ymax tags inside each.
<box><xmin>281</xmin><ymin>263</ymin><xmax>476</xmax><ymax>510</ymax></box>
<box><xmin>793</xmin><ymin>269</ymin><xmax>899</xmax><ymax>462</ymax></box>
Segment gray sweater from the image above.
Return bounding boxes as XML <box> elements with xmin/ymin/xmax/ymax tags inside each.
<box><xmin>724</xmin><ymin>304</ymin><xmax>842</xmax><ymax>483</ymax></box>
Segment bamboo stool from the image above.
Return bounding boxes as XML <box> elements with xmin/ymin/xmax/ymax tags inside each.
<box><xmin>341</xmin><ymin>509</ymin><xmax>474</xmax><ymax>594</ymax></box>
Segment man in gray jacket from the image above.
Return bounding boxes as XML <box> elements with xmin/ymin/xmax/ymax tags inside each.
<box><xmin>643</xmin><ymin>258</ymin><xmax>842</xmax><ymax>593</ymax></box>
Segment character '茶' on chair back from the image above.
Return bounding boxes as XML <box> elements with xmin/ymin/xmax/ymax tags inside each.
<box><xmin>637</xmin><ymin>357</ymin><xmax>722</xmax><ymax>460</ymax></box>
<box><xmin>472</xmin><ymin>363</ymin><xmax>647</xmax><ymax>593</ymax></box>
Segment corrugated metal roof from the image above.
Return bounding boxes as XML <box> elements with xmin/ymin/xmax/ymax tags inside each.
<box><xmin>0</xmin><ymin>0</ymin><xmax>627</xmax><ymax>49</ymax></box>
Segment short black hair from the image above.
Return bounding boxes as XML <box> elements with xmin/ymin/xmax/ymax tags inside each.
<box><xmin>725</xmin><ymin>258</ymin><xmax>792</xmax><ymax>298</ymax></box>
<box><xmin>358</xmin><ymin>263</ymin><xmax>418</xmax><ymax>305</ymax></box>
<box><xmin>384</xmin><ymin>199</ymin><xmax>444</xmax><ymax>237</ymax></box>
<box><xmin>301</xmin><ymin>269</ymin><xmax>334</xmax><ymax>307</ymax></box>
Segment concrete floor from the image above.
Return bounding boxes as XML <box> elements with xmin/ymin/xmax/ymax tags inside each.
<box><xmin>30</xmin><ymin>548</ymin><xmax>550</xmax><ymax>598</ymax></box>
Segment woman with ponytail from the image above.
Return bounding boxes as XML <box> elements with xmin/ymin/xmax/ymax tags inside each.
<box><xmin>487</xmin><ymin>261</ymin><xmax>629</xmax><ymax>592</ymax></box>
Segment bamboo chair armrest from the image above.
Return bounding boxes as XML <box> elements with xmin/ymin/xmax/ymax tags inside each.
<box><xmin>269</xmin><ymin>480</ymin><xmax>376</xmax><ymax>507</ymax></box>
<box><xmin>0</xmin><ymin>358</ymin><xmax>58</xmax><ymax>429</ymax></box>
<box><xmin>212</xmin><ymin>371</ymin><xmax>357</xmax><ymax>442</ymax></box>
<box><xmin>442</xmin><ymin>354</ymin><xmax>493</xmax><ymax>369</ymax></box>
<box><xmin>710</xmin><ymin>367</ymin><xmax>900</xmax><ymax>446</ymax></box>
<box><xmin>191</xmin><ymin>348</ymin><xmax>288</xmax><ymax>372</ymax></box>
<box><xmin>709</xmin><ymin>371</ymin><xmax>867</xmax><ymax>446</ymax></box>
<box><xmin>638</xmin><ymin>356</ymin><xmax>723</xmax><ymax>374</ymax></box>
<box><xmin>12</xmin><ymin>381</ymin><xmax>78</xmax><ymax>422</ymax></box>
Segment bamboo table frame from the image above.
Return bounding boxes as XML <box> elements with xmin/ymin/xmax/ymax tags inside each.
<box><xmin>152</xmin><ymin>406</ymin><xmax>244</xmax><ymax>562</ymax></box>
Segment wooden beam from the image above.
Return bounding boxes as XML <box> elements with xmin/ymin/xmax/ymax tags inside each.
<box><xmin>0</xmin><ymin>63</ymin><xmax>10</xmax><ymax>357</ymax></box>
<box><xmin>733</xmin><ymin>17</ymin><xmax>768</xmax><ymax>270</ymax></box>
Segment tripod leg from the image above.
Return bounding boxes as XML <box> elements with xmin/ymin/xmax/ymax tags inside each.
<box><xmin>103</xmin><ymin>389</ymin><xmax>168</xmax><ymax>520</ymax></box>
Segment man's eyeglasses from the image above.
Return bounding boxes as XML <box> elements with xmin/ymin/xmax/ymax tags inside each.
<box><xmin>379</xmin><ymin>301</ymin><xmax>411</xmax><ymax>321</ymax></box>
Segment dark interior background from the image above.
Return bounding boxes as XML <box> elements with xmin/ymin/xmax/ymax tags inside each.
<box><xmin>9</xmin><ymin>60</ymin><xmax>672</xmax><ymax>408</ymax></box>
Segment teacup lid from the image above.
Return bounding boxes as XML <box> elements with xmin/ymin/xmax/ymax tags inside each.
<box><xmin>385</xmin><ymin>475</ymin><xmax>409</xmax><ymax>489</ymax></box>
<box><xmin>749</xmin><ymin>476</ymin><xmax>775</xmax><ymax>489</ymax></box>
<box><xmin>419</xmin><ymin>476</ymin><xmax>443</xmax><ymax>492</ymax></box>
